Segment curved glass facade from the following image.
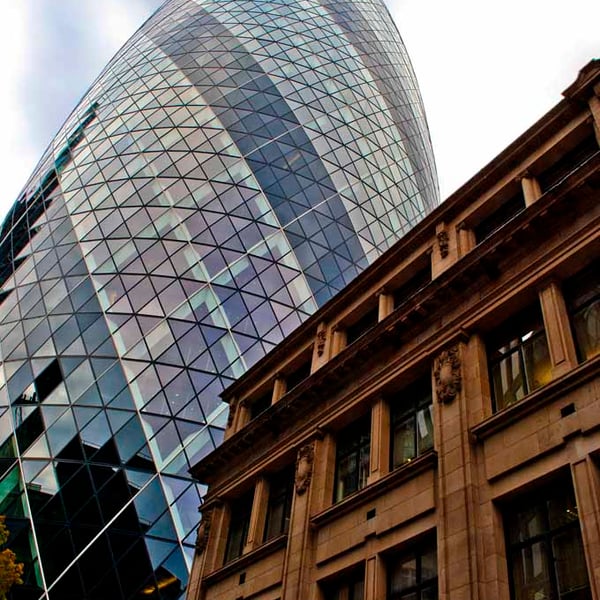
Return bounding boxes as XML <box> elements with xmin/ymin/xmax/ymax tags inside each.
<box><xmin>0</xmin><ymin>1</ymin><xmax>437</xmax><ymax>598</ymax></box>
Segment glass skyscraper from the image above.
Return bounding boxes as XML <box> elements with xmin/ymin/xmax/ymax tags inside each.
<box><xmin>0</xmin><ymin>1</ymin><xmax>437</xmax><ymax>598</ymax></box>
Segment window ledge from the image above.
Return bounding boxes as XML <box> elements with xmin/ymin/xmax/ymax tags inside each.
<box><xmin>471</xmin><ymin>354</ymin><xmax>600</xmax><ymax>441</ymax></box>
<box><xmin>202</xmin><ymin>534</ymin><xmax>287</xmax><ymax>586</ymax></box>
<box><xmin>311</xmin><ymin>450</ymin><xmax>437</xmax><ymax>528</ymax></box>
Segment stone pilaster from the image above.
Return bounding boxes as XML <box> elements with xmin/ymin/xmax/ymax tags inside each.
<box><xmin>520</xmin><ymin>174</ymin><xmax>542</xmax><ymax>207</ymax></box>
<box><xmin>589</xmin><ymin>94</ymin><xmax>600</xmax><ymax>145</ymax></box>
<box><xmin>456</xmin><ymin>222</ymin><xmax>475</xmax><ymax>258</ymax></box>
<box><xmin>433</xmin><ymin>341</ymin><xmax>483</xmax><ymax>600</ymax></box>
<box><xmin>281</xmin><ymin>440</ymin><xmax>318</xmax><ymax>600</ymax></box>
<box><xmin>364</xmin><ymin>554</ymin><xmax>386</xmax><ymax>600</ymax></box>
<box><xmin>538</xmin><ymin>282</ymin><xmax>579</xmax><ymax>378</ymax></box>
<box><xmin>367</xmin><ymin>396</ymin><xmax>389</xmax><ymax>485</ymax></box>
<box><xmin>571</xmin><ymin>457</ymin><xmax>600</xmax><ymax>598</ymax></box>
<box><xmin>377</xmin><ymin>289</ymin><xmax>394</xmax><ymax>321</ymax></box>
<box><xmin>245</xmin><ymin>477</ymin><xmax>269</xmax><ymax>551</ymax></box>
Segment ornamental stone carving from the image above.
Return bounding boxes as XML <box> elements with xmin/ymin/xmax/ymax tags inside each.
<box><xmin>434</xmin><ymin>346</ymin><xmax>461</xmax><ymax>403</ymax></box>
<box><xmin>195</xmin><ymin>509</ymin><xmax>212</xmax><ymax>555</ymax></box>
<box><xmin>437</xmin><ymin>230</ymin><xmax>450</xmax><ymax>258</ymax></box>
<box><xmin>295</xmin><ymin>443</ymin><xmax>315</xmax><ymax>495</ymax></box>
<box><xmin>316</xmin><ymin>329</ymin><xmax>327</xmax><ymax>357</ymax></box>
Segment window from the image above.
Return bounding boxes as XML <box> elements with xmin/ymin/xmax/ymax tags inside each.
<box><xmin>346</xmin><ymin>307</ymin><xmax>379</xmax><ymax>346</ymax></box>
<box><xmin>224</xmin><ymin>491</ymin><xmax>253</xmax><ymax>563</ymax></box>
<box><xmin>487</xmin><ymin>304</ymin><xmax>552</xmax><ymax>411</ymax></box>
<box><xmin>322</xmin><ymin>565</ymin><xmax>364</xmax><ymax>600</ymax></box>
<box><xmin>249</xmin><ymin>390</ymin><xmax>271</xmax><ymax>421</ymax></box>
<box><xmin>390</xmin><ymin>377</ymin><xmax>433</xmax><ymax>468</ymax></box>
<box><xmin>334</xmin><ymin>416</ymin><xmax>370</xmax><ymax>502</ymax></box>
<box><xmin>474</xmin><ymin>193</ymin><xmax>525</xmax><ymax>244</ymax></box>
<box><xmin>388</xmin><ymin>536</ymin><xmax>438</xmax><ymax>600</ymax></box>
<box><xmin>264</xmin><ymin>467</ymin><xmax>294</xmax><ymax>542</ymax></box>
<box><xmin>538</xmin><ymin>132</ymin><xmax>598</xmax><ymax>192</ymax></box>
<box><xmin>285</xmin><ymin>358</ymin><xmax>311</xmax><ymax>392</ymax></box>
<box><xmin>504</xmin><ymin>479</ymin><xmax>591</xmax><ymax>600</ymax></box>
<box><xmin>564</xmin><ymin>261</ymin><xmax>599</xmax><ymax>363</ymax></box>
<box><xmin>393</xmin><ymin>264</ymin><xmax>432</xmax><ymax>309</ymax></box>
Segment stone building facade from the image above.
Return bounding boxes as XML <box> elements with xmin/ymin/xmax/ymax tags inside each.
<box><xmin>188</xmin><ymin>61</ymin><xmax>600</xmax><ymax>600</ymax></box>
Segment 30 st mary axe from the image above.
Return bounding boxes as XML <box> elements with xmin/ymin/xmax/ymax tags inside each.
<box><xmin>0</xmin><ymin>1</ymin><xmax>438</xmax><ymax>598</ymax></box>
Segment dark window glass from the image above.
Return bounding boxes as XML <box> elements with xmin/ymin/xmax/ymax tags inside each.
<box><xmin>334</xmin><ymin>416</ymin><xmax>370</xmax><ymax>502</ymax></box>
<box><xmin>388</xmin><ymin>536</ymin><xmax>438</xmax><ymax>600</ymax></box>
<box><xmin>285</xmin><ymin>358</ymin><xmax>311</xmax><ymax>392</ymax></box>
<box><xmin>264</xmin><ymin>467</ymin><xmax>294</xmax><ymax>542</ymax></box>
<box><xmin>390</xmin><ymin>377</ymin><xmax>433</xmax><ymax>468</ymax></box>
<box><xmin>224</xmin><ymin>491</ymin><xmax>253</xmax><ymax>563</ymax></box>
<box><xmin>474</xmin><ymin>193</ymin><xmax>525</xmax><ymax>244</ymax></box>
<box><xmin>564</xmin><ymin>261</ymin><xmax>599</xmax><ymax>363</ymax></box>
<box><xmin>323</xmin><ymin>565</ymin><xmax>365</xmax><ymax>600</ymax></box>
<box><xmin>393</xmin><ymin>265</ymin><xmax>432</xmax><ymax>309</ymax></box>
<box><xmin>487</xmin><ymin>304</ymin><xmax>551</xmax><ymax>412</ymax></box>
<box><xmin>249</xmin><ymin>391</ymin><xmax>271</xmax><ymax>421</ymax></box>
<box><xmin>504</xmin><ymin>478</ymin><xmax>591</xmax><ymax>600</ymax></box>
<box><xmin>35</xmin><ymin>359</ymin><xmax>63</xmax><ymax>401</ymax></box>
<box><xmin>346</xmin><ymin>307</ymin><xmax>379</xmax><ymax>345</ymax></box>
<box><xmin>14</xmin><ymin>407</ymin><xmax>43</xmax><ymax>453</ymax></box>
<box><xmin>538</xmin><ymin>133</ymin><xmax>598</xmax><ymax>192</ymax></box>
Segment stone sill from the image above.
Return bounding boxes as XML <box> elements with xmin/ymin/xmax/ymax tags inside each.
<box><xmin>471</xmin><ymin>354</ymin><xmax>600</xmax><ymax>442</ymax></box>
<box><xmin>310</xmin><ymin>450</ymin><xmax>437</xmax><ymax>528</ymax></box>
<box><xmin>202</xmin><ymin>534</ymin><xmax>287</xmax><ymax>586</ymax></box>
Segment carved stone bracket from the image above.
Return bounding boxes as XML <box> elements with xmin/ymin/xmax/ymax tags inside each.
<box><xmin>437</xmin><ymin>230</ymin><xmax>450</xmax><ymax>258</ymax></box>
<box><xmin>195</xmin><ymin>509</ymin><xmax>212</xmax><ymax>555</ymax></box>
<box><xmin>316</xmin><ymin>329</ymin><xmax>327</xmax><ymax>357</ymax></box>
<box><xmin>434</xmin><ymin>346</ymin><xmax>462</xmax><ymax>404</ymax></box>
<box><xmin>295</xmin><ymin>443</ymin><xmax>315</xmax><ymax>495</ymax></box>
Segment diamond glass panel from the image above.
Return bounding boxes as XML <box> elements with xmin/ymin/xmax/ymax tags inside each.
<box><xmin>0</xmin><ymin>1</ymin><xmax>437</xmax><ymax>598</ymax></box>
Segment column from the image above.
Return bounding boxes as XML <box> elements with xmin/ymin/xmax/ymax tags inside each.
<box><xmin>433</xmin><ymin>342</ymin><xmax>483</xmax><ymax>600</ymax></box>
<box><xmin>281</xmin><ymin>438</ymin><xmax>321</xmax><ymax>600</ymax></box>
<box><xmin>367</xmin><ymin>396</ymin><xmax>390</xmax><ymax>485</ymax></box>
<box><xmin>520</xmin><ymin>174</ymin><xmax>542</xmax><ymax>207</ymax></box>
<box><xmin>589</xmin><ymin>94</ymin><xmax>600</xmax><ymax>145</ymax></box>
<box><xmin>377</xmin><ymin>289</ymin><xmax>394</xmax><ymax>321</ymax></box>
<box><xmin>331</xmin><ymin>325</ymin><xmax>347</xmax><ymax>357</ymax></box>
<box><xmin>272</xmin><ymin>374</ymin><xmax>287</xmax><ymax>404</ymax></box>
<box><xmin>571</xmin><ymin>457</ymin><xmax>600</xmax><ymax>598</ymax></box>
<box><xmin>364</xmin><ymin>554</ymin><xmax>386</xmax><ymax>600</ymax></box>
<box><xmin>245</xmin><ymin>478</ymin><xmax>269</xmax><ymax>552</ymax></box>
<box><xmin>538</xmin><ymin>282</ymin><xmax>578</xmax><ymax>378</ymax></box>
<box><xmin>456</xmin><ymin>222</ymin><xmax>475</xmax><ymax>258</ymax></box>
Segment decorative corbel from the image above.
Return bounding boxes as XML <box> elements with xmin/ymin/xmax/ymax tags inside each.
<box><xmin>195</xmin><ymin>509</ymin><xmax>212</xmax><ymax>555</ymax></box>
<box><xmin>436</xmin><ymin>229</ymin><xmax>450</xmax><ymax>258</ymax></box>
<box><xmin>316</xmin><ymin>329</ymin><xmax>327</xmax><ymax>357</ymax></box>
<box><xmin>295</xmin><ymin>443</ymin><xmax>315</xmax><ymax>495</ymax></box>
<box><xmin>434</xmin><ymin>346</ymin><xmax>462</xmax><ymax>404</ymax></box>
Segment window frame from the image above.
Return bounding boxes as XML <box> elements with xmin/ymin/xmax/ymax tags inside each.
<box><xmin>389</xmin><ymin>376</ymin><xmax>434</xmax><ymax>469</ymax></box>
<box><xmin>224</xmin><ymin>490</ymin><xmax>254</xmax><ymax>564</ymax></box>
<box><xmin>564</xmin><ymin>261</ymin><xmax>599</xmax><ymax>363</ymax></box>
<box><xmin>333</xmin><ymin>416</ymin><xmax>371</xmax><ymax>503</ymax></box>
<box><xmin>321</xmin><ymin>564</ymin><xmax>365</xmax><ymax>600</ymax></box>
<box><xmin>503</xmin><ymin>478</ymin><xmax>591</xmax><ymax>600</ymax></box>
<box><xmin>263</xmin><ymin>467</ymin><xmax>294</xmax><ymax>543</ymax></box>
<box><xmin>487</xmin><ymin>303</ymin><xmax>552</xmax><ymax>412</ymax></box>
<box><xmin>387</xmin><ymin>535</ymin><xmax>438</xmax><ymax>600</ymax></box>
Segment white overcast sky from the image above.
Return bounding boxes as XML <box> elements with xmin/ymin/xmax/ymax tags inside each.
<box><xmin>0</xmin><ymin>0</ymin><xmax>598</xmax><ymax>221</ymax></box>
